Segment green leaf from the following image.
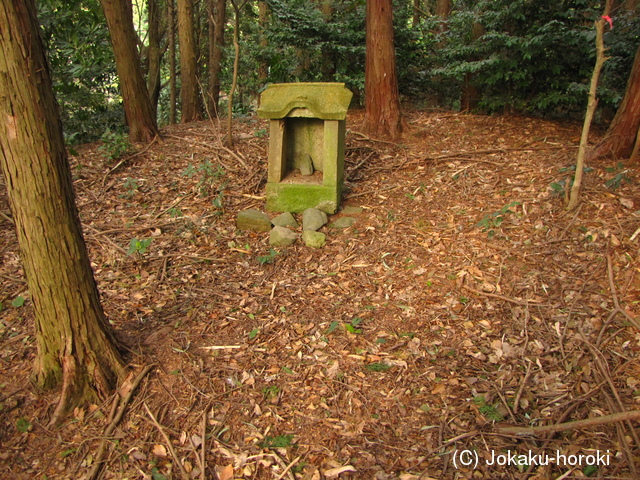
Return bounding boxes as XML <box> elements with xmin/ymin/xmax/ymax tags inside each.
<box><xmin>248</xmin><ymin>328</ymin><xmax>259</xmax><ymax>339</ymax></box>
<box><xmin>583</xmin><ymin>465</ymin><xmax>598</xmax><ymax>476</ymax></box>
<box><xmin>151</xmin><ymin>467</ymin><xmax>168</xmax><ymax>480</ymax></box>
<box><xmin>326</xmin><ymin>321</ymin><xmax>340</xmax><ymax>333</ymax></box>
<box><xmin>60</xmin><ymin>449</ymin><xmax>77</xmax><ymax>458</ymax></box>
<box><xmin>126</xmin><ymin>238</ymin><xmax>139</xmax><ymax>255</ymax></box>
<box><xmin>257</xmin><ymin>248</ymin><xmax>278</xmax><ymax>265</ymax></box>
<box><xmin>260</xmin><ymin>434</ymin><xmax>294</xmax><ymax>449</ymax></box>
<box><xmin>366</xmin><ymin>363</ymin><xmax>391</xmax><ymax>372</ymax></box>
<box><xmin>550</xmin><ymin>182</ymin><xmax>564</xmax><ymax>192</ymax></box>
<box><xmin>11</xmin><ymin>296</ymin><xmax>25</xmax><ymax>308</ymax></box>
<box><xmin>16</xmin><ymin>417</ymin><xmax>31</xmax><ymax>433</ymax></box>
<box><xmin>282</xmin><ymin>366</ymin><xmax>294</xmax><ymax>374</ymax></box>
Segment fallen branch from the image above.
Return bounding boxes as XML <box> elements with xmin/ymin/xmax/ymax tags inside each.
<box><xmin>144</xmin><ymin>402</ymin><xmax>190</xmax><ymax>480</ymax></box>
<box><xmin>102</xmin><ymin>135</ymin><xmax>159</xmax><ymax>185</ymax></box>
<box><xmin>86</xmin><ymin>364</ymin><xmax>155</xmax><ymax>480</ymax></box>
<box><xmin>0</xmin><ymin>210</ymin><xmax>14</xmax><ymax>225</ymax></box>
<box><xmin>496</xmin><ymin>410</ymin><xmax>640</xmax><ymax>436</ymax></box>
<box><xmin>153</xmin><ymin>193</ymin><xmax>193</xmax><ymax>220</ymax></box>
<box><xmin>164</xmin><ymin>134</ymin><xmax>248</xmax><ymax>171</ymax></box>
<box><xmin>423</xmin><ymin>145</ymin><xmax>577</xmax><ymax>164</ymax></box>
<box><xmin>274</xmin><ymin>455</ymin><xmax>302</xmax><ymax>480</ymax></box>
<box><xmin>351</xmin><ymin>130</ymin><xmax>404</xmax><ymax>147</ymax></box>
<box><xmin>604</xmin><ymin>250</ymin><xmax>640</xmax><ymax>331</ymax></box>
<box><xmin>462</xmin><ymin>284</ymin><xmax>548</xmax><ymax>307</ymax></box>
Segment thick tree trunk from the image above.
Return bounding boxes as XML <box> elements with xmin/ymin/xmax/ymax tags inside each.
<box><xmin>208</xmin><ymin>0</ymin><xmax>226</xmax><ymax>117</ymax></box>
<box><xmin>101</xmin><ymin>0</ymin><xmax>159</xmax><ymax>142</ymax></box>
<box><xmin>592</xmin><ymin>43</ymin><xmax>640</xmax><ymax>162</ymax></box>
<box><xmin>364</xmin><ymin>0</ymin><xmax>404</xmax><ymax>138</ymax></box>
<box><xmin>0</xmin><ymin>0</ymin><xmax>125</xmax><ymax>423</ymax></box>
<box><xmin>177</xmin><ymin>0</ymin><xmax>201</xmax><ymax>122</ymax></box>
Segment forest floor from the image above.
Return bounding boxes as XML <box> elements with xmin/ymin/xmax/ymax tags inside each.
<box><xmin>1</xmin><ymin>110</ymin><xmax>640</xmax><ymax>480</ymax></box>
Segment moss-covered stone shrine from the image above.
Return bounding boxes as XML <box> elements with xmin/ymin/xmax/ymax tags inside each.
<box><xmin>257</xmin><ymin>82</ymin><xmax>352</xmax><ymax>214</ymax></box>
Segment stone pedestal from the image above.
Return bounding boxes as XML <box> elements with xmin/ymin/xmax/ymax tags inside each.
<box><xmin>257</xmin><ymin>83</ymin><xmax>352</xmax><ymax>214</ymax></box>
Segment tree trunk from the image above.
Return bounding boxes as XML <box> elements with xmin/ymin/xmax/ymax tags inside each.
<box><xmin>567</xmin><ymin>1</ymin><xmax>612</xmax><ymax>210</ymax></box>
<box><xmin>147</xmin><ymin>0</ymin><xmax>164</xmax><ymax>114</ymax></box>
<box><xmin>0</xmin><ymin>0</ymin><xmax>126</xmax><ymax>423</ymax></box>
<box><xmin>168</xmin><ymin>0</ymin><xmax>177</xmax><ymax>124</ymax></box>
<box><xmin>592</xmin><ymin>43</ymin><xmax>640</xmax><ymax>162</ymax></box>
<box><xmin>101</xmin><ymin>0</ymin><xmax>159</xmax><ymax>142</ymax></box>
<box><xmin>412</xmin><ymin>0</ymin><xmax>423</xmax><ymax>27</ymax></box>
<box><xmin>208</xmin><ymin>0</ymin><xmax>226</xmax><ymax>117</ymax></box>
<box><xmin>319</xmin><ymin>0</ymin><xmax>335</xmax><ymax>81</ymax></box>
<box><xmin>257</xmin><ymin>0</ymin><xmax>269</xmax><ymax>85</ymax></box>
<box><xmin>227</xmin><ymin>0</ymin><xmax>244</xmax><ymax>147</ymax></box>
<box><xmin>435</xmin><ymin>0</ymin><xmax>452</xmax><ymax>18</ymax></box>
<box><xmin>177</xmin><ymin>0</ymin><xmax>201</xmax><ymax>122</ymax></box>
<box><xmin>364</xmin><ymin>0</ymin><xmax>404</xmax><ymax>138</ymax></box>
<box><xmin>461</xmin><ymin>21</ymin><xmax>485</xmax><ymax>111</ymax></box>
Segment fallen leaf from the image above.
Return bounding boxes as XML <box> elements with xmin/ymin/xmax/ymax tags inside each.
<box><xmin>431</xmin><ymin>383</ymin><xmax>446</xmax><ymax>395</ymax></box>
<box><xmin>215</xmin><ymin>464</ymin><xmax>234</xmax><ymax>480</ymax></box>
<box><xmin>152</xmin><ymin>444</ymin><xmax>167</xmax><ymax>457</ymax></box>
<box><xmin>324</xmin><ymin>465</ymin><xmax>357</xmax><ymax>478</ymax></box>
<box><xmin>619</xmin><ymin>197</ymin><xmax>634</xmax><ymax>209</ymax></box>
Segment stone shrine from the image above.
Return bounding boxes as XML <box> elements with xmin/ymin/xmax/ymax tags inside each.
<box><xmin>257</xmin><ymin>82</ymin><xmax>352</xmax><ymax>214</ymax></box>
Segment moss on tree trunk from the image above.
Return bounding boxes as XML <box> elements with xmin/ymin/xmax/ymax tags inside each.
<box><xmin>0</xmin><ymin>0</ymin><xmax>126</xmax><ymax>424</ymax></box>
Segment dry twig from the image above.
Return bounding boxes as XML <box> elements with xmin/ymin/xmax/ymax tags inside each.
<box><xmin>86</xmin><ymin>364</ymin><xmax>155</xmax><ymax>480</ymax></box>
<box><xmin>144</xmin><ymin>402</ymin><xmax>190</xmax><ymax>480</ymax></box>
<box><xmin>496</xmin><ymin>410</ymin><xmax>640</xmax><ymax>436</ymax></box>
<box><xmin>102</xmin><ymin>135</ymin><xmax>159</xmax><ymax>185</ymax></box>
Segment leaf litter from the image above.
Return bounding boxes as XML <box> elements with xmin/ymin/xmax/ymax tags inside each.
<box><xmin>0</xmin><ymin>110</ymin><xmax>639</xmax><ymax>479</ymax></box>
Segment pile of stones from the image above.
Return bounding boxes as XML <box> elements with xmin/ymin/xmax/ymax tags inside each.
<box><xmin>236</xmin><ymin>206</ymin><xmax>362</xmax><ymax>248</ymax></box>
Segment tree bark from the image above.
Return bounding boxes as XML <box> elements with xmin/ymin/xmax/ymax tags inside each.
<box><xmin>592</xmin><ymin>43</ymin><xmax>640</xmax><ymax>162</ymax></box>
<box><xmin>168</xmin><ymin>0</ymin><xmax>177</xmax><ymax>124</ymax></box>
<box><xmin>435</xmin><ymin>0</ymin><xmax>452</xmax><ymax>18</ymax></box>
<box><xmin>257</xmin><ymin>0</ymin><xmax>269</xmax><ymax>85</ymax></box>
<box><xmin>0</xmin><ymin>0</ymin><xmax>126</xmax><ymax>423</ymax></box>
<box><xmin>100</xmin><ymin>0</ymin><xmax>159</xmax><ymax>142</ymax></box>
<box><xmin>364</xmin><ymin>0</ymin><xmax>404</xmax><ymax>139</ymax></box>
<box><xmin>146</xmin><ymin>0</ymin><xmax>165</xmax><ymax>114</ymax></box>
<box><xmin>412</xmin><ymin>0</ymin><xmax>423</xmax><ymax>27</ymax></box>
<box><xmin>208</xmin><ymin>0</ymin><xmax>226</xmax><ymax>117</ymax></box>
<box><xmin>227</xmin><ymin>0</ymin><xmax>245</xmax><ymax>147</ymax></box>
<box><xmin>319</xmin><ymin>0</ymin><xmax>335</xmax><ymax>81</ymax></box>
<box><xmin>461</xmin><ymin>21</ymin><xmax>485</xmax><ymax>111</ymax></box>
<box><xmin>567</xmin><ymin>1</ymin><xmax>611</xmax><ymax>210</ymax></box>
<box><xmin>177</xmin><ymin>0</ymin><xmax>201</xmax><ymax>122</ymax></box>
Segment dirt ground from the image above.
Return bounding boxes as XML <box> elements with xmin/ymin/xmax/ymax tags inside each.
<box><xmin>1</xmin><ymin>110</ymin><xmax>639</xmax><ymax>480</ymax></box>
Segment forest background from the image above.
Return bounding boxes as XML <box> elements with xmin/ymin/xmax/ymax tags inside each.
<box><xmin>37</xmin><ymin>0</ymin><xmax>640</xmax><ymax>146</ymax></box>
